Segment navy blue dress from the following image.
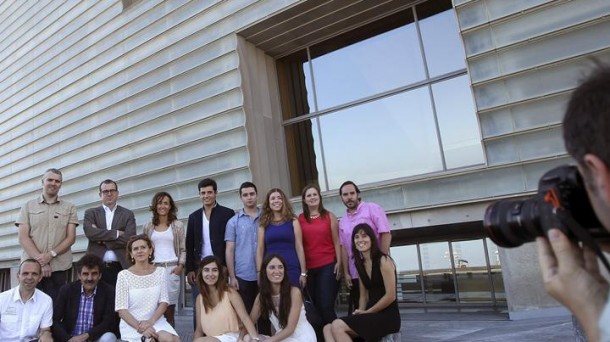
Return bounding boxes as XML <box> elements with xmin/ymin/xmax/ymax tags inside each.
<box><xmin>264</xmin><ymin>220</ymin><xmax>301</xmax><ymax>286</ymax></box>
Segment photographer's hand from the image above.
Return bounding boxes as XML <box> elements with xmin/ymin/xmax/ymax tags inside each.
<box><xmin>537</xmin><ymin>229</ymin><xmax>609</xmax><ymax>342</ymax></box>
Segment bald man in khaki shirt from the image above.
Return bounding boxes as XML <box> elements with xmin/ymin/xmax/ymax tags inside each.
<box><xmin>16</xmin><ymin>168</ymin><xmax>78</xmax><ymax>301</ymax></box>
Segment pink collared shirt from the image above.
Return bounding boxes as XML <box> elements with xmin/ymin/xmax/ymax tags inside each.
<box><xmin>339</xmin><ymin>201</ymin><xmax>390</xmax><ymax>279</ymax></box>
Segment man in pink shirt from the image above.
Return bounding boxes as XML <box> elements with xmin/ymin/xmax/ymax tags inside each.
<box><xmin>338</xmin><ymin>181</ymin><xmax>392</xmax><ymax>314</ymax></box>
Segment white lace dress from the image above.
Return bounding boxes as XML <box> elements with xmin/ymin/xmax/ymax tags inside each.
<box><xmin>115</xmin><ymin>267</ymin><xmax>178</xmax><ymax>341</ymax></box>
<box><xmin>269</xmin><ymin>304</ymin><xmax>316</xmax><ymax>342</ymax></box>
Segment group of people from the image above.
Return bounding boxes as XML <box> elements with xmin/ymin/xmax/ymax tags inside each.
<box><xmin>189</xmin><ymin>180</ymin><xmax>401</xmax><ymax>341</ymax></box>
<box><xmin>6</xmin><ymin>174</ymin><xmax>183</xmax><ymax>342</ymax></box>
<box><xmin>2</xmin><ymin>59</ymin><xmax>610</xmax><ymax>342</ymax></box>
<box><xmin>2</xmin><ymin>170</ymin><xmax>402</xmax><ymax>341</ymax></box>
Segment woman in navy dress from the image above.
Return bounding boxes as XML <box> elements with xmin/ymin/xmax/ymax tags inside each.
<box><xmin>256</xmin><ymin>188</ymin><xmax>307</xmax><ymax>287</ymax></box>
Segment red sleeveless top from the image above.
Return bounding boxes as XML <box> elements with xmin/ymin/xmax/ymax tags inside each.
<box><xmin>298</xmin><ymin>213</ymin><xmax>336</xmax><ymax>269</ymax></box>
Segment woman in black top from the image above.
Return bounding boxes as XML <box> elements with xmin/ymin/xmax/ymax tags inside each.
<box><xmin>323</xmin><ymin>223</ymin><xmax>400</xmax><ymax>341</ymax></box>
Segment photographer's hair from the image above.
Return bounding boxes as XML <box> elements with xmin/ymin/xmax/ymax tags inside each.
<box><xmin>126</xmin><ymin>234</ymin><xmax>155</xmax><ymax>265</ymax></box>
<box><xmin>563</xmin><ymin>63</ymin><xmax>610</xmax><ymax>168</ymax></box>
<box><xmin>351</xmin><ymin>223</ymin><xmax>386</xmax><ymax>278</ymax></box>
<box><xmin>98</xmin><ymin>179</ymin><xmax>118</xmax><ymax>192</ymax></box>
<box><xmin>258</xmin><ymin>254</ymin><xmax>292</xmax><ymax>329</ymax></box>
<box><xmin>150</xmin><ymin>191</ymin><xmax>178</xmax><ymax>225</ymax></box>
<box><xmin>76</xmin><ymin>254</ymin><xmax>104</xmax><ymax>274</ymax></box>
<box><xmin>196</xmin><ymin>255</ymin><xmax>228</xmax><ymax>313</ymax></box>
<box><xmin>239</xmin><ymin>181</ymin><xmax>257</xmax><ymax>195</ymax></box>
<box><xmin>198</xmin><ymin>178</ymin><xmax>217</xmax><ymax>192</ymax></box>
<box><xmin>260</xmin><ymin>188</ymin><xmax>295</xmax><ymax>227</ymax></box>
<box><xmin>301</xmin><ymin>184</ymin><xmax>328</xmax><ymax>223</ymax></box>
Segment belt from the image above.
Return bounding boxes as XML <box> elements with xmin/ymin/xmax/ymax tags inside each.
<box><xmin>154</xmin><ymin>261</ymin><xmax>179</xmax><ymax>267</ymax></box>
<box><xmin>104</xmin><ymin>261</ymin><xmax>121</xmax><ymax>268</ymax></box>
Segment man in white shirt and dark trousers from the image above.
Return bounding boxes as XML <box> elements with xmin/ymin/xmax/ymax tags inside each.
<box><xmin>0</xmin><ymin>259</ymin><xmax>53</xmax><ymax>342</ymax></box>
<box><xmin>186</xmin><ymin>178</ymin><xmax>235</xmax><ymax>330</ymax></box>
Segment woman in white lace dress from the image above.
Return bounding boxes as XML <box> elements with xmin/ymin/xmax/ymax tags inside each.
<box><xmin>245</xmin><ymin>254</ymin><xmax>316</xmax><ymax>342</ymax></box>
<box><xmin>115</xmin><ymin>235</ymin><xmax>179</xmax><ymax>342</ymax></box>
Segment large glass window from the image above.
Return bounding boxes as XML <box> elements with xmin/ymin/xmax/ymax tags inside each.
<box><xmin>319</xmin><ymin>88</ymin><xmax>442</xmax><ymax>190</ymax></box>
<box><xmin>278</xmin><ymin>0</ymin><xmax>484</xmax><ymax>195</ymax></box>
<box><xmin>389</xmin><ymin>238</ymin><xmax>506</xmax><ymax>306</ymax></box>
<box><xmin>453</xmin><ymin>240</ymin><xmax>493</xmax><ymax>303</ymax></box>
<box><xmin>311</xmin><ymin>19</ymin><xmax>425</xmax><ymax>110</ymax></box>
<box><xmin>391</xmin><ymin>244</ymin><xmax>423</xmax><ymax>303</ymax></box>
<box><xmin>432</xmin><ymin>75</ymin><xmax>483</xmax><ymax>169</ymax></box>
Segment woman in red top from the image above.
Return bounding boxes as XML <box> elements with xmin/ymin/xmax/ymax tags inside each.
<box><xmin>298</xmin><ymin>184</ymin><xmax>341</xmax><ymax>326</ymax></box>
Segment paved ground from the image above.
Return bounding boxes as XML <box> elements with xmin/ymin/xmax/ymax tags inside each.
<box><xmin>401</xmin><ymin>310</ymin><xmax>575</xmax><ymax>341</ymax></box>
<box><xmin>174</xmin><ymin>307</ymin><xmax>576</xmax><ymax>341</ymax></box>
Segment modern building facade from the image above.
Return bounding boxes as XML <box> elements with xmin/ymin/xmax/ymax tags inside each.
<box><xmin>0</xmin><ymin>0</ymin><xmax>608</xmax><ymax>319</ymax></box>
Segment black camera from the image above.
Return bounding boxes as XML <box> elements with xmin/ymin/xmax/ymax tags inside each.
<box><xmin>484</xmin><ymin>165</ymin><xmax>609</xmax><ymax>248</ymax></box>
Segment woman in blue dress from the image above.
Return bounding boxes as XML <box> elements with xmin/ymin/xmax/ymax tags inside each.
<box><xmin>256</xmin><ymin>188</ymin><xmax>307</xmax><ymax>288</ymax></box>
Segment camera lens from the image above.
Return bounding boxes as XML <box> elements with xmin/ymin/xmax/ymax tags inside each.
<box><xmin>483</xmin><ymin>198</ymin><xmax>542</xmax><ymax>248</ymax></box>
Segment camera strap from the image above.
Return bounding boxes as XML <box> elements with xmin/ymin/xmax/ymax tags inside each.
<box><xmin>557</xmin><ymin>208</ymin><xmax>610</xmax><ymax>274</ymax></box>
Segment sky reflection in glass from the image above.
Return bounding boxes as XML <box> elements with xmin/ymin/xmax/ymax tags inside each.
<box><xmin>283</xmin><ymin>4</ymin><xmax>483</xmax><ymax>191</ymax></box>
<box><xmin>432</xmin><ymin>75</ymin><xmax>485</xmax><ymax>168</ymax></box>
<box><xmin>420</xmin><ymin>9</ymin><xmax>467</xmax><ymax>77</ymax></box>
<box><xmin>319</xmin><ymin>88</ymin><xmax>442</xmax><ymax>189</ymax></box>
<box><xmin>311</xmin><ymin>23</ymin><xmax>424</xmax><ymax>111</ymax></box>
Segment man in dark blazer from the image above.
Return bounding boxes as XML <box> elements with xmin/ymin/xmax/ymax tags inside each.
<box><xmin>83</xmin><ymin>179</ymin><xmax>136</xmax><ymax>286</ymax></box>
<box><xmin>52</xmin><ymin>254</ymin><xmax>119</xmax><ymax>342</ymax></box>
<box><xmin>186</xmin><ymin>177</ymin><xmax>235</xmax><ymax>329</ymax></box>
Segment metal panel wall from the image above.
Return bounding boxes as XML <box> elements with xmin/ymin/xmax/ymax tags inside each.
<box><xmin>0</xmin><ymin>0</ymin><xmax>299</xmax><ymax>266</ymax></box>
<box><xmin>455</xmin><ymin>0</ymin><xmax>610</xmax><ymax>166</ymax></box>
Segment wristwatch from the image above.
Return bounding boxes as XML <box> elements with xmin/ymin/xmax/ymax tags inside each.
<box><xmin>50</xmin><ymin>250</ymin><xmax>57</xmax><ymax>258</ymax></box>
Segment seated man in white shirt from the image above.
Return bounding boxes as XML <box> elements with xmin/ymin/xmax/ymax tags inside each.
<box><xmin>0</xmin><ymin>259</ymin><xmax>53</xmax><ymax>342</ymax></box>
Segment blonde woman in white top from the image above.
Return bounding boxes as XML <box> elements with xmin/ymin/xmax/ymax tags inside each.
<box><xmin>116</xmin><ymin>235</ymin><xmax>179</xmax><ymax>342</ymax></box>
<box><xmin>143</xmin><ymin>191</ymin><xmax>186</xmax><ymax>327</ymax></box>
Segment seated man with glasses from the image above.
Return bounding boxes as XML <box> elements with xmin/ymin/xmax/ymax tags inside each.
<box><xmin>84</xmin><ymin>179</ymin><xmax>136</xmax><ymax>286</ymax></box>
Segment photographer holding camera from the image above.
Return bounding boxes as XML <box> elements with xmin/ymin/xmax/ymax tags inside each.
<box><xmin>535</xmin><ymin>64</ymin><xmax>610</xmax><ymax>342</ymax></box>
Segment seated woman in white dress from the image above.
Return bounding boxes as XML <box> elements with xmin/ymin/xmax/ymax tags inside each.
<box><xmin>115</xmin><ymin>235</ymin><xmax>180</xmax><ymax>342</ymax></box>
<box><xmin>245</xmin><ymin>254</ymin><xmax>316</xmax><ymax>342</ymax></box>
<box><xmin>194</xmin><ymin>255</ymin><xmax>260</xmax><ymax>342</ymax></box>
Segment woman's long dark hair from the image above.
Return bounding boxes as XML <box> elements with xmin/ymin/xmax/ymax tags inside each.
<box><xmin>260</xmin><ymin>188</ymin><xmax>295</xmax><ymax>227</ymax></box>
<box><xmin>351</xmin><ymin>223</ymin><xmax>385</xmax><ymax>279</ymax></box>
<box><xmin>259</xmin><ymin>254</ymin><xmax>292</xmax><ymax>328</ymax></box>
<box><xmin>300</xmin><ymin>184</ymin><xmax>328</xmax><ymax>223</ymax></box>
<box><xmin>150</xmin><ymin>191</ymin><xmax>178</xmax><ymax>225</ymax></box>
<box><xmin>196</xmin><ymin>255</ymin><xmax>228</xmax><ymax>313</ymax></box>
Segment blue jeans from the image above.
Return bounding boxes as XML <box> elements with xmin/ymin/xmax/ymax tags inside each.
<box><xmin>305</xmin><ymin>262</ymin><xmax>339</xmax><ymax>324</ymax></box>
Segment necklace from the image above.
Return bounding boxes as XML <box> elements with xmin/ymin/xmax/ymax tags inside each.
<box><xmin>310</xmin><ymin>214</ymin><xmax>320</xmax><ymax>219</ymax></box>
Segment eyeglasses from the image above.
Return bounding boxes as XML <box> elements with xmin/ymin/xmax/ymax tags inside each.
<box><xmin>101</xmin><ymin>189</ymin><xmax>117</xmax><ymax>195</ymax></box>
